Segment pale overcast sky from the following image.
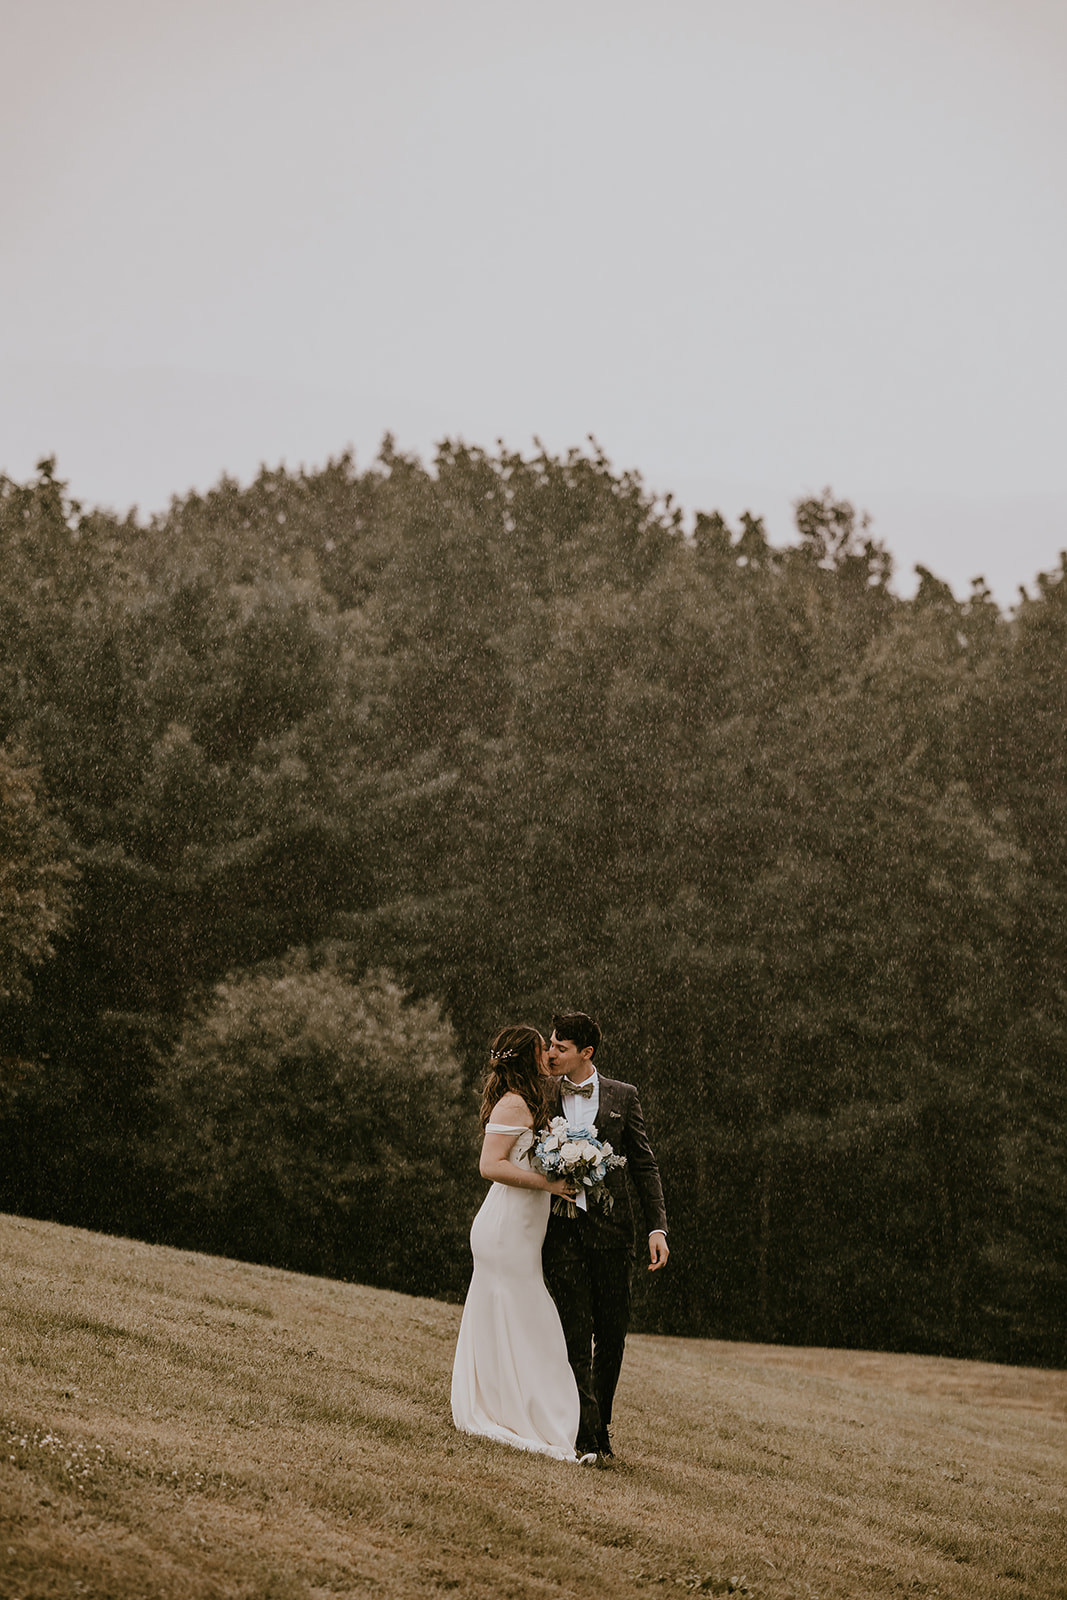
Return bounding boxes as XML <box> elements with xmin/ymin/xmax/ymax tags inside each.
<box><xmin>2</xmin><ymin>0</ymin><xmax>1065</xmax><ymax>603</ymax></box>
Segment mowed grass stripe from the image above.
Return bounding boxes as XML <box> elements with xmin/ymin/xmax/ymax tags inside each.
<box><xmin>1</xmin><ymin>1212</ymin><xmax>1063</xmax><ymax>1599</ymax></box>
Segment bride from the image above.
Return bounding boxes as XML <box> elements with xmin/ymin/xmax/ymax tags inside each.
<box><xmin>451</xmin><ymin>1024</ymin><xmax>593</xmax><ymax>1461</ymax></box>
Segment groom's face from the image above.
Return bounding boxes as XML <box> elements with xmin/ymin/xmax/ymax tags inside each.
<box><xmin>547</xmin><ymin>1032</ymin><xmax>595</xmax><ymax>1082</ymax></box>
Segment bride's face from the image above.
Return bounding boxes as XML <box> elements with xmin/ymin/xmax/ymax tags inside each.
<box><xmin>536</xmin><ymin>1037</ymin><xmax>550</xmax><ymax>1075</ymax></box>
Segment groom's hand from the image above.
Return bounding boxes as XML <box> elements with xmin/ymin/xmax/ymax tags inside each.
<box><xmin>648</xmin><ymin>1232</ymin><xmax>669</xmax><ymax>1271</ymax></box>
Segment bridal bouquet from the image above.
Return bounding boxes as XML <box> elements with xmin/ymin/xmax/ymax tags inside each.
<box><xmin>531</xmin><ymin>1117</ymin><xmax>627</xmax><ymax>1218</ymax></box>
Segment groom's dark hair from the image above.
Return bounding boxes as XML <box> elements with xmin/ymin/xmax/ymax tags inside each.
<box><xmin>552</xmin><ymin>1011</ymin><xmax>602</xmax><ymax>1057</ymax></box>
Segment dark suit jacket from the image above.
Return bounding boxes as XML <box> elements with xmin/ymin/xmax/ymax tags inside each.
<box><xmin>544</xmin><ymin>1074</ymin><xmax>668</xmax><ymax>1256</ymax></box>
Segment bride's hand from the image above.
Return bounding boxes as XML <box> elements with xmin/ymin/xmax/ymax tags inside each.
<box><xmin>546</xmin><ymin>1178</ymin><xmax>578</xmax><ymax>1200</ymax></box>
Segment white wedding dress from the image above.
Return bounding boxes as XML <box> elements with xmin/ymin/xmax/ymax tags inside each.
<box><xmin>451</xmin><ymin>1124</ymin><xmax>581</xmax><ymax>1459</ymax></box>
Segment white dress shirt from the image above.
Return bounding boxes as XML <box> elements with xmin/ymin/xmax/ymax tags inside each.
<box><xmin>561</xmin><ymin>1068</ymin><xmax>599</xmax><ymax>1132</ymax></box>
<box><xmin>560</xmin><ymin>1070</ymin><xmax>598</xmax><ymax>1212</ymax></box>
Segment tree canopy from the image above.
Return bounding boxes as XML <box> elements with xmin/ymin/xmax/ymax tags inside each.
<box><xmin>0</xmin><ymin>445</ymin><xmax>1063</xmax><ymax>1365</ymax></box>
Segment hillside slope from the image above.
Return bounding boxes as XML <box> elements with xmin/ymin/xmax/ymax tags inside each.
<box><xmin>1</xmin><ymin>1214</ymin><xmax>1063</xmax><ymax>1599</ymax></box>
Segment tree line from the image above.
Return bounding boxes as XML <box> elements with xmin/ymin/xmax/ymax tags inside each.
<box><xmin>1</xmin><ymin>442</ymin><xmax>1064</xmax><ymax>1365</ymax></box>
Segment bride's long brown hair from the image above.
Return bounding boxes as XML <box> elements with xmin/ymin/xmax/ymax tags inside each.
<box><xmin>479</xmin><ymin>1024</ymin><xmax>554</xmax><ymax>1132</ymax></box>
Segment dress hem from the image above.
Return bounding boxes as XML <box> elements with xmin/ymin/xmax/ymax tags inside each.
<box><xmin>453</xmin><ymin>1421</ymin><xmax>580</xmax><ymax>1461</ymax></box>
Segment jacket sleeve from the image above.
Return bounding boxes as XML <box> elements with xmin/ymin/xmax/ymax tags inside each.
<box><xmin>622</xmin><ymin>1087</ymin><xmax>668</xmax><ymax>1237</ymax></box>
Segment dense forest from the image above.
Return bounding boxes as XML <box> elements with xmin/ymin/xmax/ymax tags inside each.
<box><xmin>1</xmin><ymin>442</ymin><xmax>1064</xmax><ymax>1366</ymax></box>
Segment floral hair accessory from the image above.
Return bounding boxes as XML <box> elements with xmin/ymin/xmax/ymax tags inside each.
<box><xmin>489</xmin><ymin>1046</ymin><xmax>518</xmax><ymax>1065</ymax></box>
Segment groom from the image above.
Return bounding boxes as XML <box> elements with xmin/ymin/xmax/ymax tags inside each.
<box><xmin>542</xmin><ymin>1010</ymin><xmax>669</xmax><ymax>1461</ymax></box>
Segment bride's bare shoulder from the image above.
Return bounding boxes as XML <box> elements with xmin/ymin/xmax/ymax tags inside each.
<box><xmin>488</xmin><ymin>1091</ymin><xmax>533</xmax><ymax>1126</ymax></box>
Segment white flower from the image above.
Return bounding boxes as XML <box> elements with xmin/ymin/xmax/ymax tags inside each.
<box><xmin>559</xmin><ymin>1141</ymin><xmax>581</xmax><ymax>1162</ymax></box>
<box><xmin>600</xmin><ymin>1142</ymin><xmax>613</xmax><ymax>1158</ymax></box>
<box><xmin>541</xmin><ymin>1135</ymin><xmax>560</xmax><ymax>1151</ymax></box>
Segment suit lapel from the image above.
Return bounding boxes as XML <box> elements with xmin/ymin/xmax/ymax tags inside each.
<box><xmin>596</xmin><ymin>1075</ymin><xmax>622</xmax><ymax>1133</ymax></box>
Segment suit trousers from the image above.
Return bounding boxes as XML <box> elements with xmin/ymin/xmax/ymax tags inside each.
<box><xmin>543</xmin><ymin>1227</ymin><xmax>633</xmax><ymax>1453</ymax></box>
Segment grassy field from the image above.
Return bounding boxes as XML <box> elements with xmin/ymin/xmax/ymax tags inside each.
<box><xmin>1</xmin><ymin>1213</ymin><xmax>1063</xmax><ymax>1600</ymax></box>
